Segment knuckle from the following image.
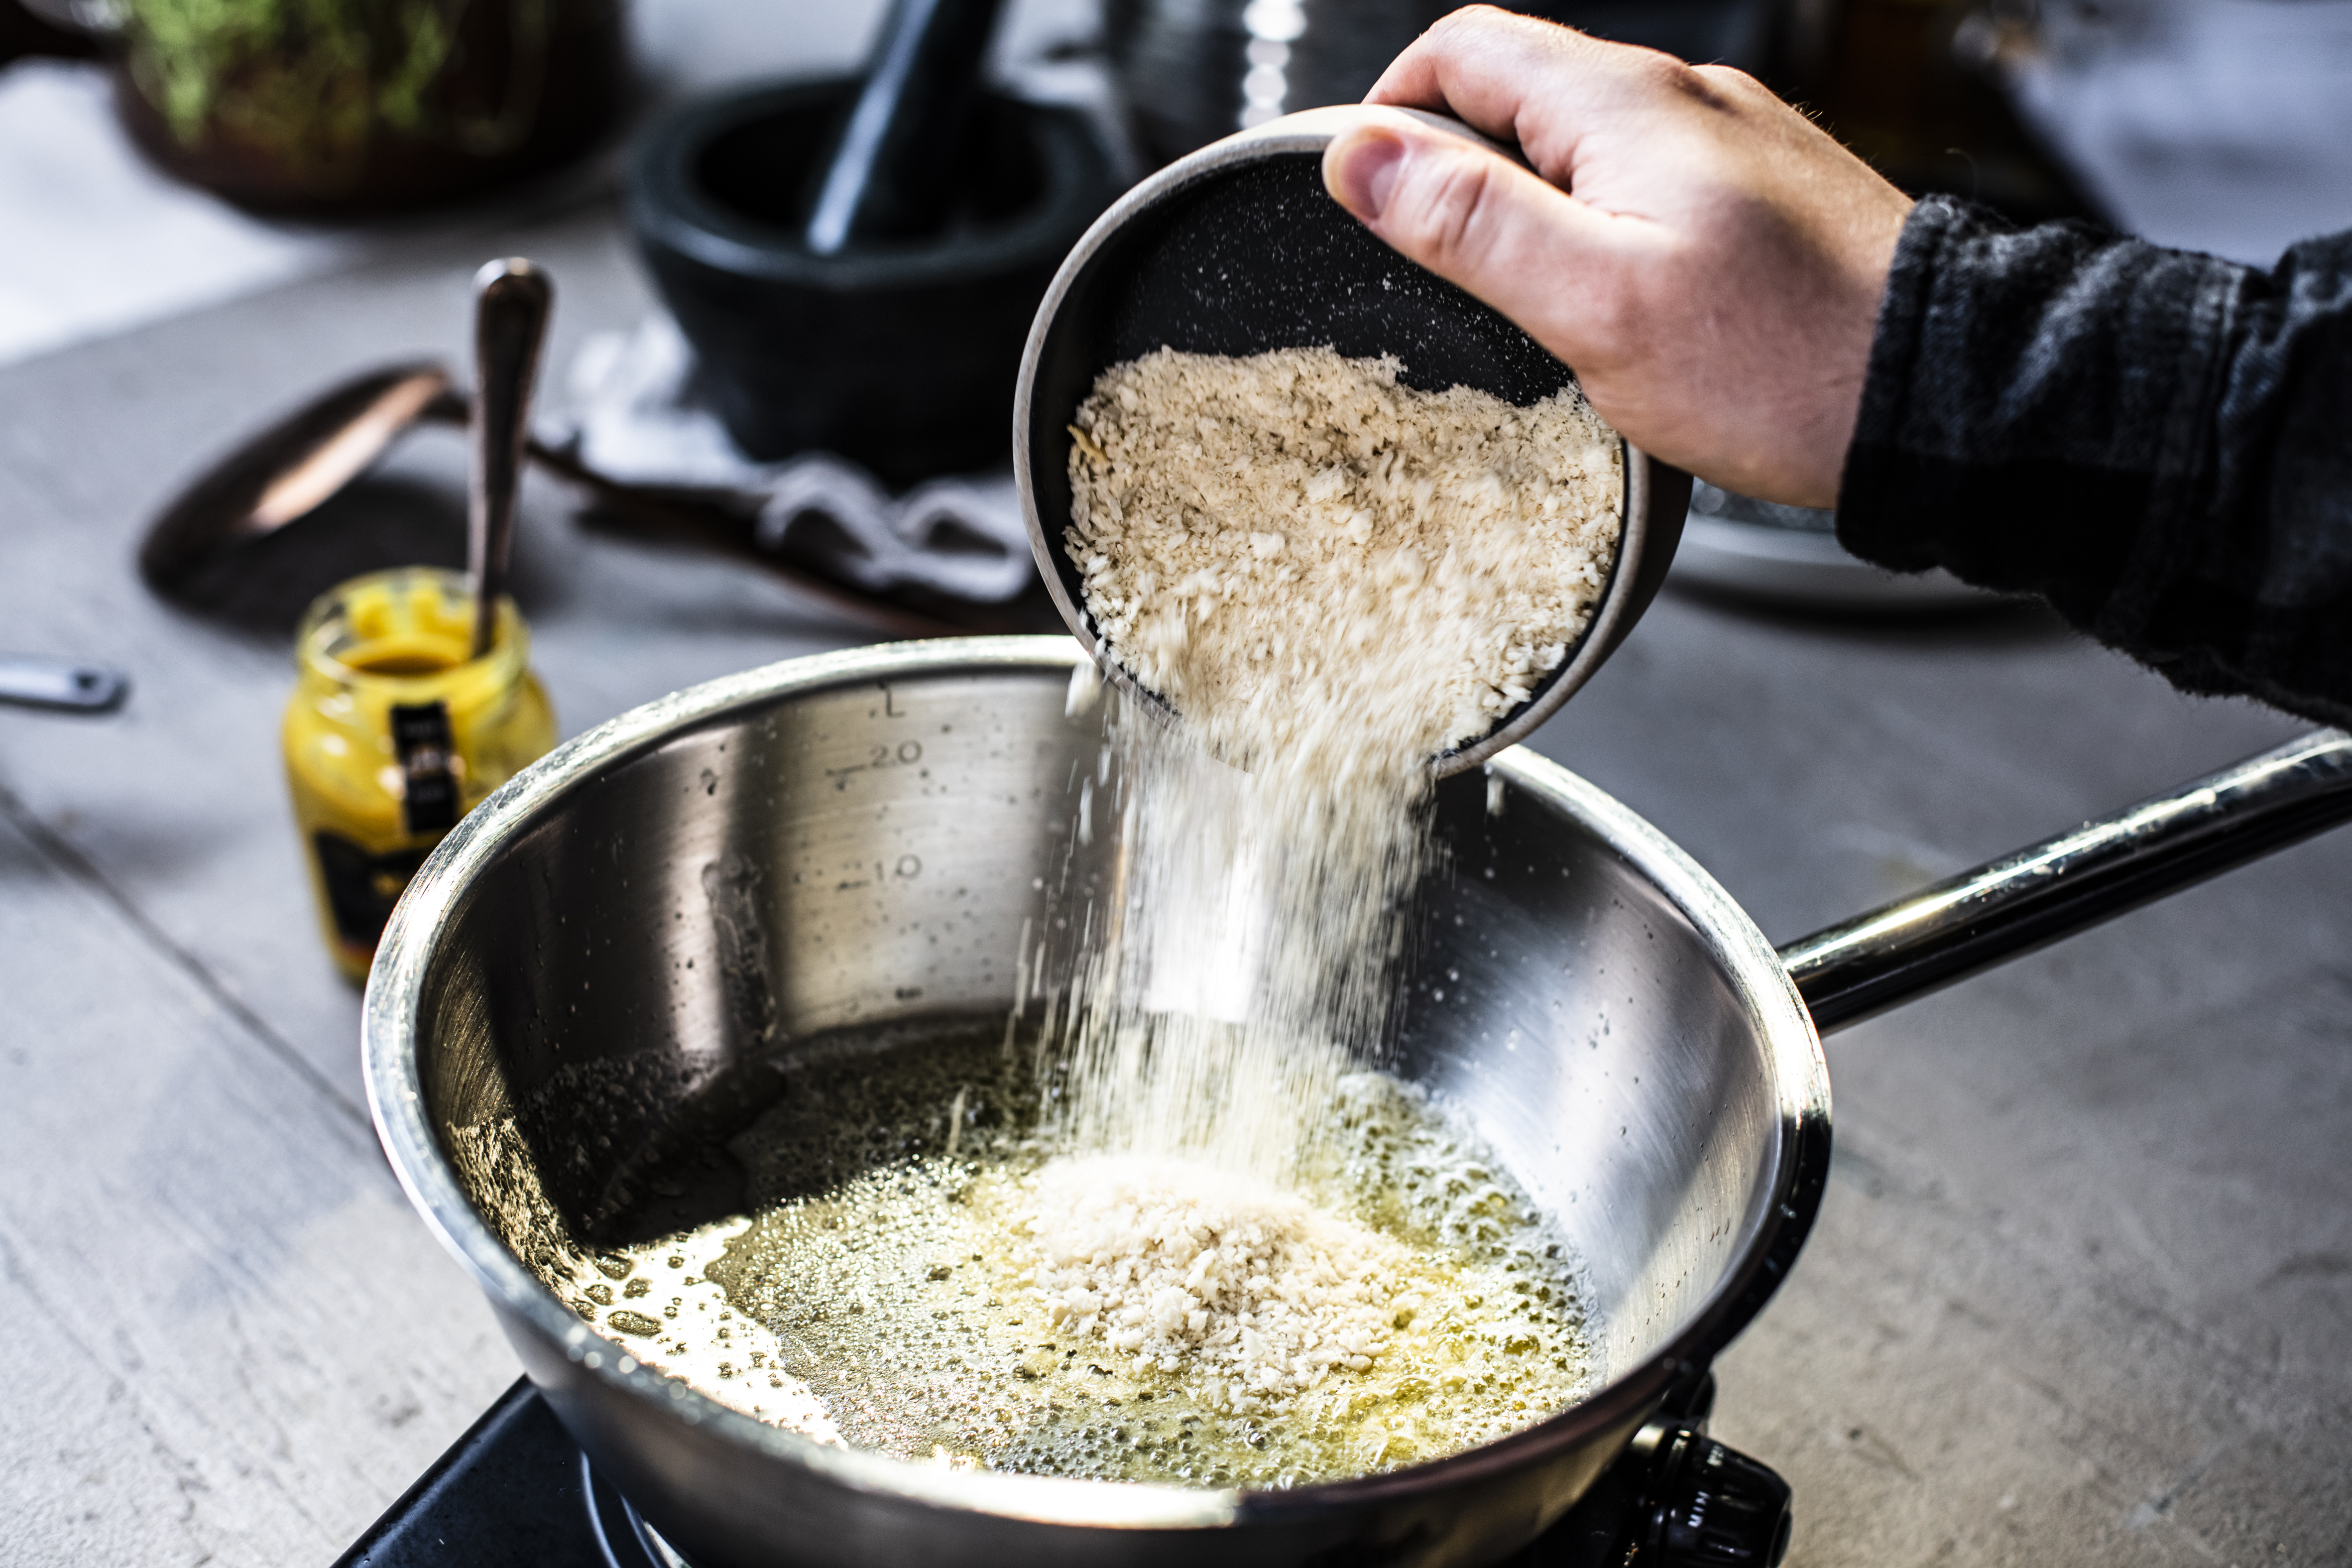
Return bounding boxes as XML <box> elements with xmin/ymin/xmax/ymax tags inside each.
<box><xmin>1425</xmin><ymin>3</ymin><xmax>1554</xmax><ymax>60</ymax></box>
<box><xmin>1687</xmin><ymin>63</ymin><xmax>1774</xmax><ymax>116</ymax></box>
<box><xmin>1691</xmin><ymin>63</ymin><xmax>1764</xmax><ymax>95</ymax></box>
<box><xmin>1418</xmin><ymin>5</ymin><xmax>1501</xmax><ymax>55</ymax></box>
<box><xmin>1633</xmin><ymin>51</ymin><xmax>1704</xmax><ymax>97</ymax></box>
<box><xmin>1439</xmin><ymin>3</ymin><xmax>1519</xmax><ymax>34</ymax></box>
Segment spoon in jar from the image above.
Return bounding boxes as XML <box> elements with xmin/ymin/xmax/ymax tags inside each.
<box><xmin>468</xmin><ymin>258</ymin><xmax>553</xmax><ymax>657</ymax></box>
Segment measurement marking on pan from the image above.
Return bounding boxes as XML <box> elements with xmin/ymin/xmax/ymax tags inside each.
<box><xmin>835</xmin><ymin>855</ymin><xmax>924</xmax><ymax>890</ymax></box>
<box><xmin>824</xmin><ymin>740</ymin><xmax>926</xmax><ymax>779</ymax></box>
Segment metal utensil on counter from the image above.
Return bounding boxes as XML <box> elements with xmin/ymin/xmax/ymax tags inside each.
<box><xmin>1014</xmin><ymin>105</ymin><xmax>1688</xmax><ymax>778</ymax></box>
<box><xmin>468</xmin><ymin>260</ymin><xmax>554</xmax><ymax>656</ymax></box>
<box><xmin>135</xmin><ymin>363</ymin><xmax>1023</xmax><ymax>640</ymax></box>
<box><xmin>362</xmin><ymin>636</ymin><xmax>2352</xmax><ymax>1568</ymax></box>
<box><xmin>0</xmin><ymin>653</ymin><xmax>128</xmax><ymax>714</ymax></box>
<box><xmin>137</xmin><ymin>363</ymin><xmax>457</xmax><ymax>592</ymax></box>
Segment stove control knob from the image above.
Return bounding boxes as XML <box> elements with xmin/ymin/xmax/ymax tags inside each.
<box><xmin>1634</xmin><ymin>1424</ymin><xmax>1793</xmax><ymax>1568</ymax></box>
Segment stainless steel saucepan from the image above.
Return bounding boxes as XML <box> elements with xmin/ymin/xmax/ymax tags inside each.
<box><xmin>363</xmin><ymin>637</ymin><xmax>2352</xmax><ymax>1568</ymax></box>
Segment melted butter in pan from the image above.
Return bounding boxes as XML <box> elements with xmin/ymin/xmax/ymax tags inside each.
<box><xmin>471</xmin><ymin>1028</ymin><xmax>1598</xmax><ymax>1488</ymax></box>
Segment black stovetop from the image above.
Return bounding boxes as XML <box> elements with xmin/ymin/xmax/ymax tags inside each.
<box><xmin>332</xmin><ymin>1377</ymin><xmax>1785</xmax><ymax>1568</ymax></box>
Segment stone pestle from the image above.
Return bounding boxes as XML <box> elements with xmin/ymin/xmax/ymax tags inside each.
<box><xmin>803</xmin><ymin>0</ymin><xmax>1012</xmax><ymax>254</ymax></box>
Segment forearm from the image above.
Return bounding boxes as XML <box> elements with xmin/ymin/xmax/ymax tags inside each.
<box><xmin>1839</xmin><ymin>197</ymin><xmax>2352</xmax><ymax>727</ymax></box>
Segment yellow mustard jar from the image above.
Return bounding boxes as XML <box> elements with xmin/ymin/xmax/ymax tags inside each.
<box><xmin>283</xmin><ymin>567</ymin><xmax>555</xmax><ymax>980</ymax></box>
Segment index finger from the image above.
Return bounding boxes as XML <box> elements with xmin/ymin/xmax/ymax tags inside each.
<box><xmin>1367</xmin><ymin>6</ymin><xmax>1701</xmax><ymax>184</ymax></box>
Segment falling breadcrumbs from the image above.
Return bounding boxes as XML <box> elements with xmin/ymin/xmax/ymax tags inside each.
<box><xmin>1064</xmin><ymin>345</ymin><xmax>1623</xmax><ymax>782</ymax></box>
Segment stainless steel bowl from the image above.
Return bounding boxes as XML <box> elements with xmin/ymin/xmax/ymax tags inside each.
<box><xmin>1013</xmin><ymin>107</ymin><xmax>1690</xmax><ymax>777</ymax></box>
<box><xmin>364</xmin><ymin>636</ymin><xmax>1824</xmax><ymax>1568</ymax></box>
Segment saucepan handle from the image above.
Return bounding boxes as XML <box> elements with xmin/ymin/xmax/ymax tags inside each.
<box><xmin>1778</xmin><ymin>729</ymin><xmax>2352</xmax><ymax>1033</ymax></box>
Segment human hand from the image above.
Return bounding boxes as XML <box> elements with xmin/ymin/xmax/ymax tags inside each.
<box><xmin>1321</xmin><ymin>7</ymin><xmax>1911</xmax><ymax>508</ymax></box>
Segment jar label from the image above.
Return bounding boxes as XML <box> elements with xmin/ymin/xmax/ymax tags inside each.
<box><xmin>391</xmin><ymin>701</ymin><xmax>460</xmax><ymax>835</ymax></box>
<box><xmin>312</xmin><ymin>832</ymin><xmax>435</xmax><ymax>950</ymax></box>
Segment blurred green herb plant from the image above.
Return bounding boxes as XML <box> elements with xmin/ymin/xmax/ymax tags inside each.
<box><xmin>120</xmin><ymin>0</ymin><xmax>545</xmax><ymax>183</ymax></box>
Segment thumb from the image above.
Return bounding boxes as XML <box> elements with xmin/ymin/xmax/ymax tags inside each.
<box><xmin>1321</xmin><ymin>115</ymin><xmax>1625</xmax><ymax>364</ymax></box>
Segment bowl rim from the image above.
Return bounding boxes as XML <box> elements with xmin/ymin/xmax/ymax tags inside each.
<box><xmin>1010</xmin><ymin>105</ymin><xmax>1683</xmax><ymax>782</ymax></box>
<box><xmin>627</xmin><ymin>76</ymin><xmax>1118</xmax><ymax>289</ymax></box>
<box><xmin>362</xmin><ymin>634</ymin><xmax>1829</xmax><ymax>1532</ymax></box>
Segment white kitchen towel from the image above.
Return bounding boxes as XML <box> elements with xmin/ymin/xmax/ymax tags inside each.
<box><xmin>561</xmin><ymin>313</ymin><xmax>1037</xmax><ymax>604</ymax></box>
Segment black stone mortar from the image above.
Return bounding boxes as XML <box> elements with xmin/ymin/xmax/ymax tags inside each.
<box><xmin>629</xmin><ymin>79</ymin><xmax>1122</xmax><ymax>489</ymax></box>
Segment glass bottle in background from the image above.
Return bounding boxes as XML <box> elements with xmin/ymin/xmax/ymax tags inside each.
<box><xmin>283</xmin><ymin>566</ymin><xmax>554</xmax><ymax>981</ymax></box>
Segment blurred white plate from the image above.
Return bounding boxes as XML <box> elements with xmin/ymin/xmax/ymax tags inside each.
<box><xmin>1666</xmin><ymin>482</ymin><xmax>1989</xmax><ymax>611</ymax></box>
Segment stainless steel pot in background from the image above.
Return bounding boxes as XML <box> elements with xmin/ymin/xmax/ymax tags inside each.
<box><xmin>1104</xmin><ymin>0</ymin><xmax>1449</xmax><ymax>166</ymax></box>
<box><xmin>1098</xmin><ymin>1</ymin><xmax>1779</xmax><ymax>171</ymax></box>
<box><xmin>363</xmin><ymin>638</ymin><xmax>2352</xmax><ymax>1568</ymax></box>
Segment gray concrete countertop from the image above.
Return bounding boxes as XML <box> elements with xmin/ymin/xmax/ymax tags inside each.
<box><xmin>0</xmin><ymin>194</ymin><xmax>2345</xmax><ymax>1568</ymax></box>
<box><xmin>1540</xmin><ymin>601</ymin><xmax>2350</xmax><ymax>1568</ymax></box>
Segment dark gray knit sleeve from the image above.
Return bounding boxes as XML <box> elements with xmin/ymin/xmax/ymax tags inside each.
<box><xmin>1836</xmin><ymin>195</ymin><xmax>2352</xmax><ymax>729</ymax></box>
